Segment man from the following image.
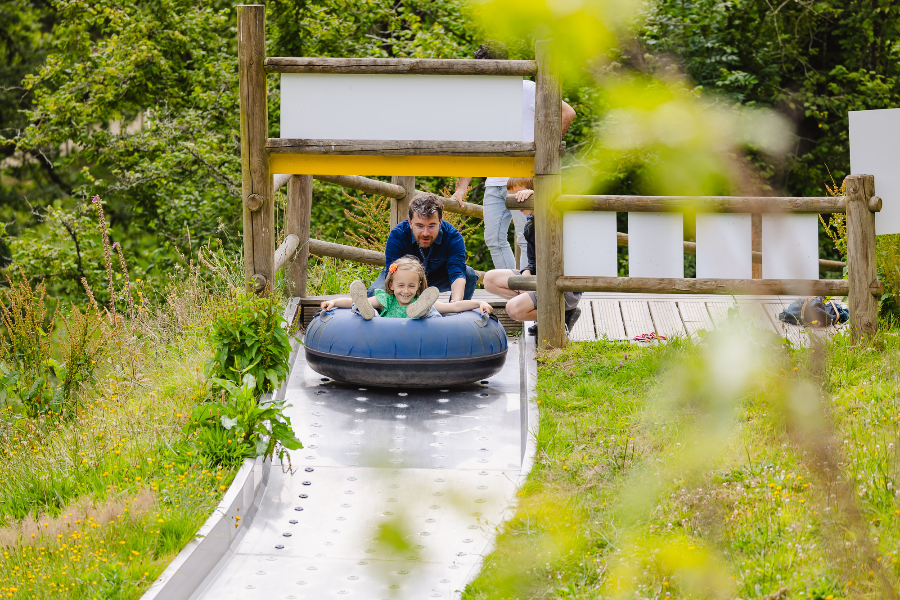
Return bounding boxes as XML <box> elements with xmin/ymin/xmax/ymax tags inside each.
<box><xmin>448</xmin><ymin>41</ymin><xmax>577</xmax><ymax>270</ymax></box>
<box><xmin>368</xmin><ymin>194</ymin><xmax>479</xmax><ymax>301</ymax></box>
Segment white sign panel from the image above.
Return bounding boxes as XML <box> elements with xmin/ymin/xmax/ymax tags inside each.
<box><xmin>695</xmin><ymin>214</ymin><xmax>752</xmax><ymax>279</ymax></box>
<box><xmin>563</xmin><ymin>212</ymin><xmax>618</xmax><ymax>277</ymax></box>
<box><xmin>628</xmin><ymin>213</ymin><xmax>684</xmax><ymax>278</ymax></box>
<box><xmin>850</xmin><ymin>108</ymin><xmax>900</xmax><ymax>235</ymax></box>
<box><xmin>281</xmin><ymin>73</ymin><xmax>522</xmax><ymax>141</ymax></box>
<box><xmin>762</xmin><ymin>214</ymin><xmax>819</xmax><ymax>279</ymax></box>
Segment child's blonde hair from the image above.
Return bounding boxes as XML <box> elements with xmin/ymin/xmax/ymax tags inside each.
<box><xmin>384</xmin><ymin>255</ymin><xmax>428</xmax><ymax>297</ymax></box>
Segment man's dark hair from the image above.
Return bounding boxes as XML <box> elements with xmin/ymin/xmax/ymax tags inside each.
<box><xmin>408</xmin><ymin>194</ymin><xmax>444</xmax><ymax>221</ymax></box>
<box><xmin>474</xmin><ymin>41</ymin><xmax>509</xmax><ymax>60</ymax></box>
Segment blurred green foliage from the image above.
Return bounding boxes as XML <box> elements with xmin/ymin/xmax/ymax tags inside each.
<box><xmin>2</xmin><ymin>0</ymin><xmax>898</xmax><ymax>298</ymax></box>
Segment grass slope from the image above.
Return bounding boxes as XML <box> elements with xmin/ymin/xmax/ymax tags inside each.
<box><xmin>465</xmin><ymin>320</ymin><xmax>900</xmax><ymax>600</ymax></box>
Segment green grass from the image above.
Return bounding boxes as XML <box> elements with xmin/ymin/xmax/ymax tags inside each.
<box><xmin>0</xmin><ymin>270</ymin><xmax>241</xmax><ymax>598</ymax></box>
<box><xmin>464</xmin><ymin>319</ymin><xmax>900</xmax><ymax>600</ymax></box>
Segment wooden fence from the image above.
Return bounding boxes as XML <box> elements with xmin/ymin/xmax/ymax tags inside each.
<box><xmin>505</xmin><ymin>176</ymin><xmax>882</xmax><ymax>345</ymax></box>
<box><xmin>238</xmin><ymin>3</ymin><xmax>876</xmax><ymax>349</ymax></box>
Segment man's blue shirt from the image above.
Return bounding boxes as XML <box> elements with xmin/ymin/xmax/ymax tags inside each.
<box><xmin>384</xmin><ymin>220</ymin><xmax>467</xmax><ymax>284</ymax></box>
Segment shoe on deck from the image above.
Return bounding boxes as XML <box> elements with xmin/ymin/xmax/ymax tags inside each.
<box><xmin>350</xmin><ymin>280</ymin><xmax>375</xmax><ymax>320</ymax></box>
<box><xmin>406</xmin><ymin>287</ymin><xmax>439</xmax><ymax>319</ymax></box>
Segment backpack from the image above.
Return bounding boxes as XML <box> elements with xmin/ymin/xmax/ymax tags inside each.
<box><xmin>778</xmin><ymin>296</ymin><xmax>849</xmax><ymax>327</ymax></box>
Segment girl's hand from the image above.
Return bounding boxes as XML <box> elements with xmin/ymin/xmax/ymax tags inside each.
<box><xmin>478</xmin><ymin>301</ymin><xmax>493</xmax><ymax>315</ymax></box>
<box><xmin>320</xmin><ymin>300</ymin><xmax>336</xmax><ymax>311</ymax></box>
<box><xmin>515</xmin><ymin>189</ymin><xmax>534</xmax><ymax>202</ymax></box>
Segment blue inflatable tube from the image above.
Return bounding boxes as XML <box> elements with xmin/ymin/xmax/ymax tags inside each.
<box><xmin>303</xmin><ymin>308</ymin><xmax>508</xmax><ymax>387</ymax></box>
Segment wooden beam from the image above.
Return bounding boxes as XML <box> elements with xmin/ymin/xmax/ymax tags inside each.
<box><xmin>433</xmin><ymin>194</ymin><xmax>483</xmax><ymax>219</ymax></box>
<box><xmin>286</xmin><ymin>175</ymin><xmax>312</xmax><ymax>297</ymax></box>
<box><xmin>845</xmin><ymin>174</ymin><xmax>878</xmax><ymax>340</ymax></box>
<box><xmin>505</xmin><ymin>194</ymin><xmax>846</xmax><ymax>213</ymax></box>
<box><xmin>267</xmin><ymin>139</ymin><xmax>560</xmax><ymax>156</ymax></box>
<box><xmin>273</xmin><ymin>173</ymin><xmax>292</xmax><ymax>192</ymax></box>
<box><xmin>316</xmin><ymin>174</ymin><xmax>406</xmax><ymax>199</ymax></box>
<box><xmin>391</xmin><ymin>176</ymin><xmax>416</xmax><ymax>227</ymax></box>
<box><xmin>534</xmin><ymin>40</ymin><xmax>565</xmax><ymax>349</ymax></box>
<box><xmin>274</xmin><ymin>234</ymin><xmax>300</xmax><ymax>273</ymax></box>
<box><xmin>308</xmin><ymin>239</ymin><xmax>385</xmax><ymax>266</ymax></box>
<box><xmin>508</xmin><ymin>274</ymin><xmax>850</xmax><ymax>296</ymax></box>
<box><xmin>264</xmin><ymin>57</ymin><xmax>538</xmax><ymax>76</ymax></box>
<box><xmin>238</xmin><ymin>5</ymin><xmax>273</xmax><ymax>294</ymax></box>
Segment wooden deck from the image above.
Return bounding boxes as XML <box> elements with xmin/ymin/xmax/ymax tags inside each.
<box><xmin>296</xmin><ymin>291</ymin><xmax>845</xmax><ymax>346</ymax></box>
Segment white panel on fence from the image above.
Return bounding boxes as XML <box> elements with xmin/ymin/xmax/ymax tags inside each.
<box><xmin>850</xmin><ymin>108</ymin><xmax>900</xmax><ymax>235</ymax></box>
<box><xmin>281</xmin><ymin>74</ymin><xmax>522</xmax><ymax>142</ymax></box>
<box><xmin>563</xmin><ymin>212</ymin><xmax>618</xmax><ymax>277</ymax></box>
<box><xmin>628</xmin><ymin>213</ymin><xmax>684</xmax><ymax>278</ymax></box>
<box><xmin>695</xmin><ymin>214</ymin><xmax>752</xmax><ymax>279</ymax></box>
<box><xmin>761</xmin><ymin>214</ymin><xmax>819</xmax><ymax>279</ymax></box>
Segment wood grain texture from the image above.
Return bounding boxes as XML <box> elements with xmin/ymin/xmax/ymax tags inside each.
<box><xmin>435</xmin><ymin>195</ymin><xmax>484</xmax><ymax>219</ymax></box>
<box><xmin>556</xmin><ymin>276</ymin><xmax>850</xmax><ymax>296</ymax></box>
<box><xmin>308</xmin><ymin>238</ymin><xmax>385</xmax><ymax>266</ymax></box>
<box><xmin>238</xmin><ymin>5</ymin><xmax>273</xmax><ymax>293</ymax></box>
<box><xmin>845</xmin><ymin>174</ymin><xmax>878</xmax><ymax>340</ymax></box>
<box><xmin>534</xmin><ymin>41</ymin><xmax>565</xmax><ymax>349</ymax></box>
<box><xmin>267</xmin><ymin>139</ymin><xmax>557</xmax><ymax>156</ymax></box>
<box><xmin>391</xmin><ymin>176</ymin><xmax>416</xmax><ymax>227</ymax></box>
<box><xmin>274</xmin><ymin>234</ymin><xmax>300</xmax><ymax>273</ymax></box>
<box><xmin>264</xmin><ymin>57</ymin><xmax>538</xmax><ymax>76</ymax></box>
<box><xmin>315</xmin><ymin>174</ymin><xmax>406</xmax><ymax>198</ymax></box>
<box><xmin>287</xmin><ymin>174</ymin><xmax>312</xmax><ymax>297</ymax></box>
<box><xmin>506</xmin><ymin>195</ymin><xmax>845</xmax><ymax>213</ymax></box>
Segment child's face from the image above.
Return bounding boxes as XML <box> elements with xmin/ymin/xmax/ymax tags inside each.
<box><xmin>390</xmin><ymin>269</ymin><xmax>421</xmax><ymax>306</ymax></box>
<box><xmin>508</xmin><ymin>185</ymin><xmax>533</xmax><ymax>216</ymax></box>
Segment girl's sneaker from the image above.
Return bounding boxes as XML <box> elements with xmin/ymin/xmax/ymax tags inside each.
<box><xmin>350</xmin><ymin>280</ymin><xmax>376</xmax><ymax>320</ymax></box>
<box><xmin>406</xmin><ymin>286</ymin><xmax>439</xmax><ymax>319</ymax></box>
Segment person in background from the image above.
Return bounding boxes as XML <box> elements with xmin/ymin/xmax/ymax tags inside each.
<box><xmin>448</xmin><ymin>41</ymin><xmax>576</xmax><ymax>270</ymax></box>
<box><xmin>482</xmin><ymin>177</ymin><xmax>582</xmax><ymax>336</ymax></box>
<box><xmin>367</xmin><ymin>194</ymin><xmax>479</xmax><ymax>301</ymax></box>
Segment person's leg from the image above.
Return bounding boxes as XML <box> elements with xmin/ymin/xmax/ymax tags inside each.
<box><xmin>505</xmin><ymin>291</ymin><xmax>537</xmax><ymax>322</ymax></box>
<box><xmin>483</xmin><ymin>269</ymin><xmax>519</xmax><ymax>300</ymax></box>
<box><xmin>464</xmin><ymin>266</ymin><xmax>478</xmax><ymax>300</ymax></box>
<box><xmin>510</xmin><ymin>209</ymin><xmax>529</xmax><ymax>264</ymax></box>
<box><xmin>482</xmin><ymin>186</ymin><xmax>516</xmax><ymax>270</ymax></box>
<box><xmin>367</xmin><ymin>267</ymin><xmax>389</xmax><ymax>297</ymax></box>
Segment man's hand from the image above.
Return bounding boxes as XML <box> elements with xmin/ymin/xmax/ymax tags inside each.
<box><xmin>450</xmin><ymin>277</ymin><xmax>466</xmax><ymax>303</ymax></box>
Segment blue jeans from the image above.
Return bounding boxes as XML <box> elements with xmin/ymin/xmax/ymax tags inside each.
<box><xmin>483</xmin><ymin>185</ymin><xmax>528</xmax><ymax>270</ymax></box>
<box><xmin>367</xmin><ymin>265</ymin><xmax>478</xmax><ymax>300</ymax></box>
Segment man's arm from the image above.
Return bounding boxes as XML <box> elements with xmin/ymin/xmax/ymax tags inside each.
<box><xmin>445</xmin><ymin>227</ymin><xmax>468</xmax><ymax>302</ymax></box>
<box><xmin>449</xmin><ymin>177</ymin><xmax>472</xmax><ymax>205</ymax></box>
<box><xmin>562</xmin><ymin>101</ymin><xmax>576</xmax><ymax>135</ymax></box>
<box><xmin>450</xmin><ymin>277</ymin><xmax>466</xmax><ymax>303</ymax></box>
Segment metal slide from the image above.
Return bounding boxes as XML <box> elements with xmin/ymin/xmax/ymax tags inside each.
<box><xmin>189</xmin><ymin>330</ymin><xmax>536</xmax><ymax>600</ymax></box>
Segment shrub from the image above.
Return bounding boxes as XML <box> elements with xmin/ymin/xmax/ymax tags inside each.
<box><xmin>205</xmin><ymin>292</ymin><xmax>292</xmax><ymax>395</ymax></box>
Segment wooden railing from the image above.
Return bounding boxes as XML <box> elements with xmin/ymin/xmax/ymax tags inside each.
<box><xmin>505</xmin><ymin>175</ymin><xmax>882</xmax><ymax>345</ymax></box>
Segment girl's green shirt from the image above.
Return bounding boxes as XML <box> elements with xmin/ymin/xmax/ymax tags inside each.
<box><xmin>374</xmin><ymin>289</ymin><xmax>411</xmax><ymax>318</ymax></box>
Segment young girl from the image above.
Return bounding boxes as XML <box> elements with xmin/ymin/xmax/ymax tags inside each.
<box><xmin>321</xmin><ymin>255</ymin><xmax>493</xmax><ymax>320</ymax></box>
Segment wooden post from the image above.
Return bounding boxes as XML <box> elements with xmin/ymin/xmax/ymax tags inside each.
<box><xmin>390</xmin><ymin>176</ymin><xmax>416</xmax><ymax>227</ymax></box>
<box><xmin>751</xmin><ymin>214</ymin><xmax>762</xmax><ymax>279</ymax></box>
<box><xmin>286</xmin><ymin>174</ymin><xmax>312</xmax><ymax>298</ymax></box>
<box><xmin>845</xmin><ymin>174</ymin><xmax>878</xmax><ymax>340</ymax></box>
<box><xmin>238</xmin><ymin>5</ymin><xmax>274</xmax><ymax>294</ymax></box>
<box><xmin>534</xmin><ymin>40</ymin><xmax>565</xmax><ymax>349</ymax></box>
